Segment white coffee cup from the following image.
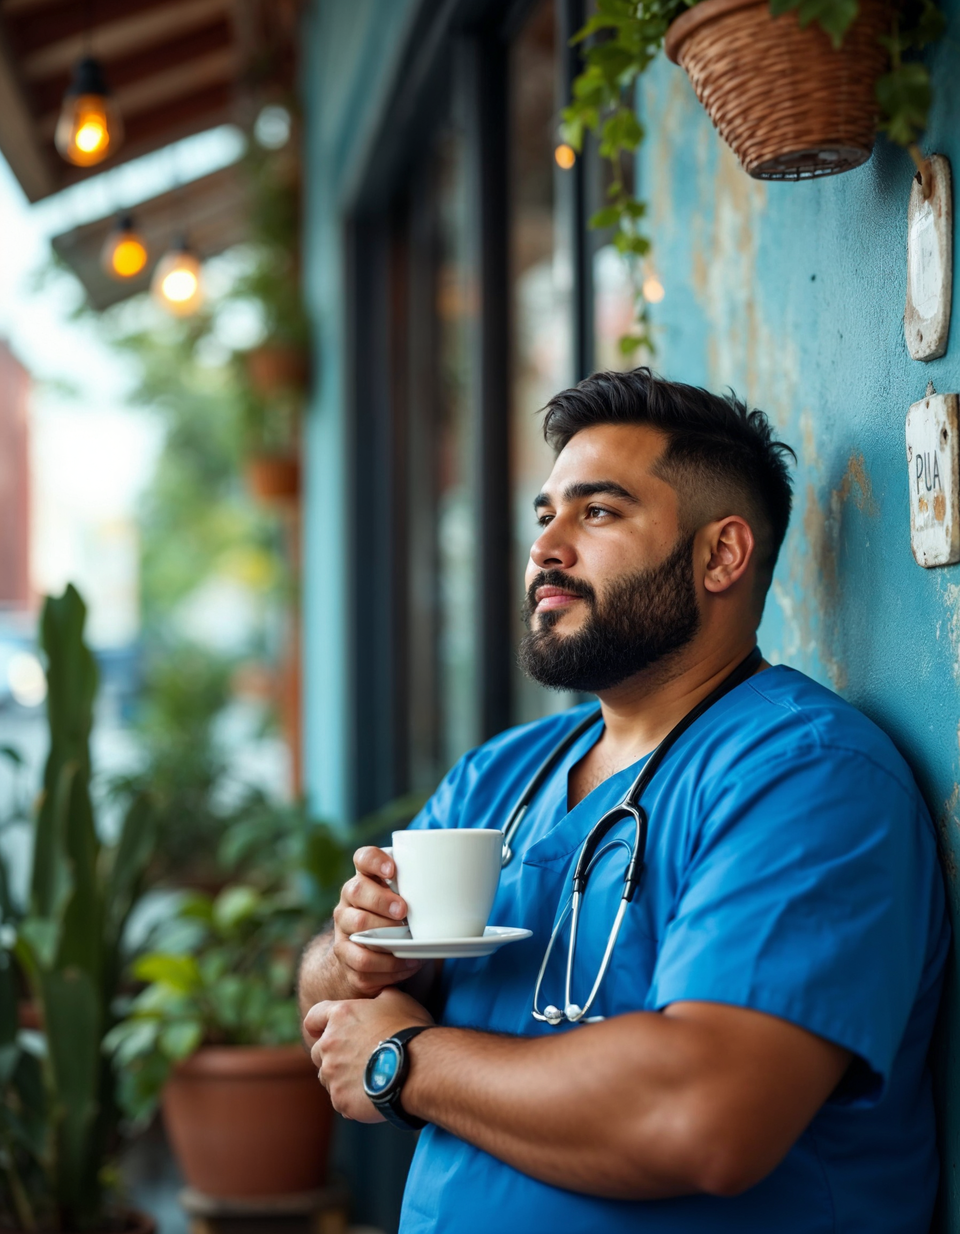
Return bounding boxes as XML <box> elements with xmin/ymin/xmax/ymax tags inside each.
<box><xmin>385</xmin><ymin>828</ymin><xmax>503</xmax><ymax>939</ymax></box>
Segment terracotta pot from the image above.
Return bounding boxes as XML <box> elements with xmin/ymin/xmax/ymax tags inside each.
<box><xmin>246</xmin><ymin>345</ymin><xmax>309</xmax><ymax>396</ymax></box>
<box><xmin>246</xmin><ymin>454</ymin><xmax>300</xmax><ymax>504</ymax></box>
<box><xmin>664</xmin><ymin>0</ymin><xmax>890</xmax><ymax>180</ymax></box>
<box><xmin>162</xmin><ymin>1046</ymin><xmax>333</xmax><ymax>1199</ymax></box>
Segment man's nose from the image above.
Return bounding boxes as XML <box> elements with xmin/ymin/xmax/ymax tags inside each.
<box><xmin>530</xmin><ymin>522</ymin><xmax>576</xmax><ymax>571</ymax></box>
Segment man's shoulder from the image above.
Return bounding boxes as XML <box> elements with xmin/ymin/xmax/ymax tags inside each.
<box><xmin>726</xmin><ymin>664</ymin><xmax>919</xmax><ymax>801</ymax></box>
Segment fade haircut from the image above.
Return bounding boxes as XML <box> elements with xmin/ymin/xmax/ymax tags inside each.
<box><xmin>541</xmin><ymin>368</ymin><xmax>796</xmax><ymax>593</ymax></box>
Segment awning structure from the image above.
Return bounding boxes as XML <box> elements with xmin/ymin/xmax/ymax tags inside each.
<box><xmin>50</xmin><ymin>164</ymin><xmax>248</xmax><ymax>309</ymax></box>
<box><xmin>0</xmin><ymin>0</ymin><xmax>297</xmax><ymax>203</ymax></box>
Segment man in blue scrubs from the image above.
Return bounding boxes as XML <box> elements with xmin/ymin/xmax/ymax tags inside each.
<box><xmin>299</xmin><ymin>368</ymin><xmax>948</xmax><ymax>1233</ymax></box>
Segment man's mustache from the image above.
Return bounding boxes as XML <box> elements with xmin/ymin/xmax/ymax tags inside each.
<box><xmin>522</xmin><ymin>570</ymin><xmax>596</xmax><ymax>622</ymax></box>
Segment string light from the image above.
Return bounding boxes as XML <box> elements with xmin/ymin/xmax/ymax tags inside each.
<box><xmin>554</xmin><ymin>143</ymin><xmax>576</xmax><ymax>170</ymax></box>
<box><xmin>55</xmin><ymin>57</ymin><xmax>122</xmax><ymax>167</ymax></box>
<box><xmin>642</xmin><ymin>275</ymin><xmax>665</xmax><ymax>303</ymax></box>
<box><xmin>101</xmin><ymin>214</ymin><xmax>147</xmax><ymax>279</ymax></box>
<box><xmin>152</xmin><ymin>238</ymin><xmax>203</xmax><ymax>316</ymax></box>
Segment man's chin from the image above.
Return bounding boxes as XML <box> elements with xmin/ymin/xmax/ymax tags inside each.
<box><xmin>532</xmin><ymin>608</ymin><xmax>587</xmax><ymax>636</ymax></box>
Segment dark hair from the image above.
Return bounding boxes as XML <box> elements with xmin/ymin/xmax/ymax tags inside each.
<box><xmin>542</xmin><ymin>367</ymin><xmax>796</xmax><ymax>582</ymax></box>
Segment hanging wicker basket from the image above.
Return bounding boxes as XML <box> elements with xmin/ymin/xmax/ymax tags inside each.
<box><xmin>664</xmin><ymin>0</ymin><xmax>891</xmax><ymax>180</ymax></box>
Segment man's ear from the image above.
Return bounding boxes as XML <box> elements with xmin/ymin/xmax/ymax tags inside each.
<box><xmin>701</xmin><ymin>516</ymin><xmax>755</xmax><ymax>595</ymax></box>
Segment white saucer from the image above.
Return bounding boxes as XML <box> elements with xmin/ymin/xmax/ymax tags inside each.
<box><xmin>349</xmin><ymin>925</ymin><xmax>532</xmax><ymax>959</ymax></box>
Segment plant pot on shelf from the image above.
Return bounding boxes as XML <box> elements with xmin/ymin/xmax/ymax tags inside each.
<box><xmin>162</xmin><ymin>1046</ymin><xmax>334</xmax><ymax>1199</ymax></box>
<box><xmin>246</xmin><ymin>454</ymin><xmax>300</xmax><ymax>504</ymax></box>
<box><xmin>246</xmin><ymin>345</ymin><xmax>310</xmax><ymax>397</ymax></box>
<box><xmin>664</xmin><ymin>0</ymin><xmax>891</xmax><ymax>180</ymax></box>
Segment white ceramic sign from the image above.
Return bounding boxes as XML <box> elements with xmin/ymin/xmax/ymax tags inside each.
<box><xmin>905</xmin><ymin>391</ymin><xmax>960</xmax><ymax>567</ymax></box>
<box><xmin>905</xmin><ymin>154</ymin><xmax>953</xmax><ymax>362</ymax></box>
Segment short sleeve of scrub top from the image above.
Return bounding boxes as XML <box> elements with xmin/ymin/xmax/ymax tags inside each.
<box><xmin>647</xmin><ymin>743</ymin><xmax>943</xmax><ymax>1100</ymax></box>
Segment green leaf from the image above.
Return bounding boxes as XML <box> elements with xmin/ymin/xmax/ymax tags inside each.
<box><xmin>589</xmin><ymin>206</ymin><xmax>624</xmax><ymax>230</ymax></box>
<box><xmin>133</xmin><ymin>952</ymin><xmax>202</xmax><ymax>993</ymax></box>
<box><xmin>105</xmin><ymin>791</ymin><xmax>156</xmax><ymax>947</ymax></box>
<box><xmin>618</xmin><ymin>333</ymin><xmax>647</xmax><ymax>355</ymax></box>
<box><xmin>104</xmin><ymin>1017</ymin><xmax>160</xmax><ymax>1066</ymax></box>
<box><xmin>0</xmin><ymin>744</ymin><xmax>23</xmax><ymax>766</ymax></box>
<box><xmin>877</xmin><ymin>62</ymin><xmax>932</xmax><ymax>145</ymax></box>
<box><xmin>213</xmin><ymin>885</ymin><xmax>261</xmax><ymax>933</ymax></box>
<box><xmin>159</xmin><ymin>1019</ymin><xmax>203</xmax><ymax>1061</ymax></box>
<box><xmin>17</xmin><ymin>916</ymin><xmax>61</xmax><ymax>971</ymax></box>
<box><xmin>40</xmin><ymin>967</ymin><xmax>101</xmax><ymax>1220</ymax></box>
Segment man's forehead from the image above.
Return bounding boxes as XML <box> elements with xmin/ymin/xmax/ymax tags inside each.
<box><xmin>543</xmin><ymin>423</ymin><xmax>670</xmax><ymax>493</ymax></box>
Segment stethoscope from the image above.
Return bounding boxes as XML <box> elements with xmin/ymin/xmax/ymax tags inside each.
<box><xmin>500</xmin><ymin>646</ymin><xmax>763</xmax><ymax>1028</ymax></box>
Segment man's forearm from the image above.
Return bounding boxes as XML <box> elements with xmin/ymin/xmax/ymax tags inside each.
<box><xmin>400</xmin><ymin>1004</ymin><xmax>847</xmax><ymax>1200</ymax></box>
<box><xmin>400</xmin><ymin>1015</ymin><xmax>703</xmax><ymax>1199</ymax></box>
<box><xmin>298</xmin><ymin>929</ymin><xmax>351</xmax><ymax>1021</ymax></box>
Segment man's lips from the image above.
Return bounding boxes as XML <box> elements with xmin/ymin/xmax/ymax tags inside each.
<box><xmin>534</xmin><ymin>585</ymin><xmax>584</xmax><ymax>611</ymax></box>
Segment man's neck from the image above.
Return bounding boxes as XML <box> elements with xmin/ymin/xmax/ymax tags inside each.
<box><xmin>594</xmin><ymin>636</ymin><xmax>762</xmax><ymax>761</ymax></box>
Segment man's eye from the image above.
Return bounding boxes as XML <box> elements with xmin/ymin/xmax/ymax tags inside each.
<box><xmin>586</xmin><ymin>505</ymin><xmax>612</xmax><ymax>520</ymax></box>
<box><xmin>536</xmin><ymin>513</ymin><xmax>553</xmax><ymax>527</ymax></box>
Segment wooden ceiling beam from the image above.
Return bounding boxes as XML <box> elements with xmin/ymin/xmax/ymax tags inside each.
<box><xmin>8</xmin><ymin>0</ymin><xmax>173</xmax><ymax>55</ymax></box>
<box><xmin>27</xmin><ymin>19</ymin><xmax>233</xmax><ymax>112</ymax></box>
<box><xmin>14</xmin><ymin>0</ymin><xmax>230</xmax><ymax>74</ymax></box>
<box><xmin>0</xmin><ymin>20</ymin><xmax>54</xmax><ymax>199</ymax></box>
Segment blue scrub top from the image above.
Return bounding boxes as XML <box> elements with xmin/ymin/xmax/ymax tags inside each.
<box><xmin>397</xmin><ymin>666</ymin><xmax>949</xmax><ymax>1234</ymax></box>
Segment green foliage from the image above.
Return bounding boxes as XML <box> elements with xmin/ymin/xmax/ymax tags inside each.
<box><xmin>0</xmin><ymin>586</ymin><xmax>156</xmax><ymax>1231</ymax></box>
<box><xmin>561</xmin><ymin>0</ymin><xmax>944</xmax><ymax>350</ymax></box>
<box><xmin>113</xmin><ymin>320</ymin><xmax>285</xmax><ymax>643</ymax></box>
<box><xmin>105</xmin><ymin>881</ymin><xmax>313</xmax><ymax>1123</ymax></box>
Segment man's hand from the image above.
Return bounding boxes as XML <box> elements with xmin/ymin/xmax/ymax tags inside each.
<box><xmin>298</xmin><ymin>846</ymin><xmax>424</xmax><ymax>1013</ymax></box>
<box><xmin>305</xmin><ymin>987</ymin><xmax>434</xmax><ymax>1121</ymax></box>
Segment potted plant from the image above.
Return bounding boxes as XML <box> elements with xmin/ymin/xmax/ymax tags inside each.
<box><xmin>561</xmin><ymin>0</ymin><xmax>945</xmax><ymax>351</ymax></box>
<box><xmin>238</xmin><ymin>382</ymin><xmax>301</xmax><ymax>506</ymax></box>
<box><xmin>0</xmin><ymin>585</ymin><xmax>157</xmax><ymax>1233</ymax></box>
<box><xmin>105</xmin><ymin>880</ymin><xmax>333</xmax><ymax>1200</ymax></box>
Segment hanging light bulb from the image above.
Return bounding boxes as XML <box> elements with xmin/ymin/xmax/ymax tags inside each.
<box><xmin>554</xmin><ymin>143</ymin><xmax>576</xmax><ymax>170</ymax></box>
<box><xmin>151</xmin><ymin>237</ymin><xmax>203</xmax><ymax>316</ymax></box>
<box><xmin>55</xmin><ymin>56</ymin><xmax>122</xmax><ymax>167</ymax></box>
<box><xmin>101</xmin><ymin>213</ymin><xmax>147</xmax><ymax>280</ymax></box>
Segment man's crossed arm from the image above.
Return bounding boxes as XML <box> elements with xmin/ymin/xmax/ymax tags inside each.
<box><xmin>304</xmin><ymin>988</ymin><xmax>850</xmax><ymax>1201</ymax></box>
<box><xmin>298</xmin><ymin>844</ymin><xmax>851</xmax><ymax>1201</ymax></box>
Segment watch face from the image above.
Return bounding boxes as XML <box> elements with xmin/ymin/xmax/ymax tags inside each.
<box><xmin>366</xmin><ymin>1042</ymin><xmax>402</xmax><ymax>1097</ymax></box>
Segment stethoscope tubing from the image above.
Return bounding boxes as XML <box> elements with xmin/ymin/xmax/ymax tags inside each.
<box><xmin>526</xmin><ymin>646</ymin><xmax>763</xmax><ymax>1028</ymax></box>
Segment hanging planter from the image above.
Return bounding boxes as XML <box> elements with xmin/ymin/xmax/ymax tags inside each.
<box><xmin>560</xmin><ymin>0</ymin><xmax>944</xmax><ymax>351</ymax></box>
<box><xmin>664</xmin><ymin>0</ymin><xmax>891</xmax><ymax>180</ymax></box>
<box><xmin>246</xmin><ymin>343</ymin><xmax>310</xmax><ymax>396</ymax></box>
<box><xmin>246</xmin><ymin>453</ymin><xmax>301</xmax><ymax>504</ymax></box>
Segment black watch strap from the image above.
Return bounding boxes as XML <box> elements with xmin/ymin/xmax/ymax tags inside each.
<box><xmin>366</xmin><ymin>1025</ymin><xmax>434</xmax><ymax>1131</ymax></box>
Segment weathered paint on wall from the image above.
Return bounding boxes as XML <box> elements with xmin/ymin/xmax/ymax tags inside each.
<box><xmin>639</xmin><ymin>2</ymin><xmax>960</xmax><ymax>1218</ymax></box>
<box><xmin>301</xmin><ymin>0</ymin><xmax>421</xmax><ymax>826</ymax></box>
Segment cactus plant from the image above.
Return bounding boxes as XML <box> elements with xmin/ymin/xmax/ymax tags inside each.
<box><xmin>0</xmin><ymin>585</ymin><xmax>155</xmax><ymax>1232</ymax></box>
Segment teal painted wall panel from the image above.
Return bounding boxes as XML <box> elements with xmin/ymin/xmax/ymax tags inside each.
<box><xmin>639</xmin><ymin>4</ymin><xmax>960</xmax><ymax>1217</ymax></box>
<box><xmin>301</xmin><ymin>0</ymin><xmax>422</xmax><ymax>825</ymax></box>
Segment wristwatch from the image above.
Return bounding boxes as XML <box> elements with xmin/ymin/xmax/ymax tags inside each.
<box><xmin>363</xmin><ymin>1025</ymin><xmax>434</xmax><ymax>1130</ymax></box>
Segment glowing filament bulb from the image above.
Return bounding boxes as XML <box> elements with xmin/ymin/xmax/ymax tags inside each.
<box><xmin>554</xmin><ymin>143</ymin><xmax>576</xmax><ymax>170</ymax></box>
<box><xmin>55</xmin><ymin>58</ymin><xmax>122</xmax><ymax>167</ymax></box>
<box><xmin>152</xmin><ymin>241</ymin><xmax>203</xmax><ymax>316</ymax></box>
<box><xmin>102</xmin><ymin>214</ymin><xmax>148</xmax><ymax>279</ymax></box>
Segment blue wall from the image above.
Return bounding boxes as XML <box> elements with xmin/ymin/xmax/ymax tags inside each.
<box><xmin>638</xmin><ymin>3</ymin><xmax>960</xmax><ymax>1216</ymax></box>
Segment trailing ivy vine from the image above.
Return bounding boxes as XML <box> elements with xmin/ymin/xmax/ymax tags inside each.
<box><xmin>561</xmin><ymin>0</ymin><xmax>945</xmax><ymax>353</ymax></box>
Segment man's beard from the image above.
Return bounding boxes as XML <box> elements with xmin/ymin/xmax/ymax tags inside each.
<box><xmin>518</xmin><ymin>534</ymin><xmax>701</xmax><ymax>693</ymax></box>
